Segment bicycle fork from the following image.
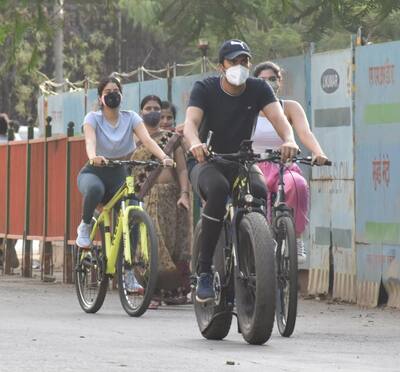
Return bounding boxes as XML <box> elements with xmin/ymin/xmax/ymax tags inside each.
<box><xmin>121</xmin><ymin>201</ymin><xmax>148</xmax><ymax>266</ymax></box>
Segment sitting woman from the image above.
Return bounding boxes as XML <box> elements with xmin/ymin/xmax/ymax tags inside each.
<box><xmin>132</xmin><ymin>95</ymin><xmax>192</xmax><ymax>308</ymax></box>
<box><xmin>251</xmin><ymin>61</ymin><xmax>329</xmax><ymax>263</ymax></box>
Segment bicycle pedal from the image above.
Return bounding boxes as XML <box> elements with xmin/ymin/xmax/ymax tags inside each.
<box><xmin>81</xmin><ymin>255</ymin><xmax>97</xmax><ymax>267</ymax></box>
<box><xmin>190</xmin><ymin>274</ymin><xmax>198</xmax><ymax>287</ymax></box>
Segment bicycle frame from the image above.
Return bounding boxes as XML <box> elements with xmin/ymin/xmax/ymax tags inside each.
<box><xmin>219</xmin><ymin>160</ymin><xmax>267</xmax><ymax>292</ymax></box>
<box><xmin>271</xmin><ymin>164</ymin><xmax>294</xmax><ymax>232</ymax></box>
<box><xmin>89</xmin><ymin>172</ymin><xmax>147</xmax><ymax>275</ymax></box>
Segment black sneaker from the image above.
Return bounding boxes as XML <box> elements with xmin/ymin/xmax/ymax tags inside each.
<box><xmin>196</xmin><ymin>272</ymin><xmax>215</xmax><ymax>303</ymax></box>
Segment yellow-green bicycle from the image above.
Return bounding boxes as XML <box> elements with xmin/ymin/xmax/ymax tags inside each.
<box><xmin>74</xmin><ymin>159</ymin><xmax>160</xmax><ymax>317</ymax></box>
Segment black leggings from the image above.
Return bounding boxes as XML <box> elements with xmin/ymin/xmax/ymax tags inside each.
<box><xmin>189</xmin><ymin>162</ymin><xmax>267</xmax><ymax>273</ymax></box>
<box><xmin>77</xmin><ymin>164</ymin><xmax>127</xmax><ymax>224</ymax></box>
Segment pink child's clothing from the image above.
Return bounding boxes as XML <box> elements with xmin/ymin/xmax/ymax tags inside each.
<box><xmin>258</xmin><ymin>161</ymin><xmax>309</xmax><ymax>236</ymax></box>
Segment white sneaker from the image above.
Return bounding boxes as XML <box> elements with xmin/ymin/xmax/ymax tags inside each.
<box><xmin>125</xmin><ymin>269</ymin><xmax>144</xmax><ymax>295</ymax></box>
<box><xmin>76</xmin><ymin>221</ymin><xmax>92</xmax><ymax>248</ymax></box>
<box><xmin>296</xmin><ymin>238</ymin><xmax>306</xmax><ymax>265</ymax></box>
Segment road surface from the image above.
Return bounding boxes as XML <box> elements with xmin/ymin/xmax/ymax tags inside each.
<box><xmin>0</xmin><ymin>276</ymin><xmax>399</xmax><ymax>372</ymax></box>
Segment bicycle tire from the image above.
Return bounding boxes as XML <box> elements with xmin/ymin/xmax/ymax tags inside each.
<box><xmin>117</xmin><ymin>209</ymin><xmax>158</xmax><ymax>317</ymax></box>
<box><xmin>275</xmin><ymin>215</ymin><xmax>298</xmax><ymax>337</ymax></box>
<box><xmin>235</xmin><ymin>212</ymin><xmax>276</xmax><ymax>345</ymax></box>
<box><xmin>192</xmin><ymin>221</ymin><xmax>234</xmax><ymax>340</ymax></box>
<box><xmin>74</xmin><ymin>221</ymin><xmax>109</xmax><ymax>313</ymax></box>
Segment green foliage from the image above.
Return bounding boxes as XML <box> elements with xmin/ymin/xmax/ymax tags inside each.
<box><xmin>247</xmin><ymin>23</ymin><xmax>305</xmax><ymax>63</ymax></box>
<box><xmin>315</xmin><ymin>31</ymin><xmax>352</xmax><ymax>52</ymax></box>
<box><xmin>360</xmin><ymin>9</ymin><xmax>400</xmax><ymax>43</ymax></box>
<box><xmin>139</xmin><ymin>0</ymin><xmax>400</xmax><ymax>57</ymax></box>
<box><xmin>120</xmin><ymin>0</ymin><xmax>160</xmax><ymax>26</ymax></box>
<box><xmin>1</xmin><ymin>0</ymin><xmax>400</xmax><ymax>123</ymax></box>
<box><xmin>0</xmin><ymin>1</ymin><xmax>54</xmax><ymax>121</ymax></box>
<box><xmin>158</xmin><ymin>0</ymin><xmax>268</xmax><ymax>42</ymax></box>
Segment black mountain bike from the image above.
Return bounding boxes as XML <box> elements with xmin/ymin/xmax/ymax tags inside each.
<box><xmin>191</xmin><ymin>140</ymin><xmax>277</xmax><ymax>345</ymax></box>
<box><xmin>266</xmin><ymin>151</ymin><xmax>331</xmax><ymax>337</ymax></box>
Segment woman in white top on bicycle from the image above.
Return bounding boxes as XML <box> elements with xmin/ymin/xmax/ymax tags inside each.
<box><xmin>251</xmin><ymin>61</ymin><xmax>329</xmax><ymax>263</ymax></box>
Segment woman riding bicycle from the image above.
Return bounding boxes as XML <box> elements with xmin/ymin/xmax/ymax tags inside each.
<box><xmin>76</xmin><ymin>76</ymin><xmax>173</xmax><ymax>248</ymax></box>
<box><xmin>251</xmin><ymin>61</ymin><xmax>329</xmax><ymax>263</ymax></box>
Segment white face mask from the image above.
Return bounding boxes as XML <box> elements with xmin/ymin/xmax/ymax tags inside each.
<box><xmin>225</xmin><ymin>64</ymin><xmax>249</xmax><ymax>86</ymax></box>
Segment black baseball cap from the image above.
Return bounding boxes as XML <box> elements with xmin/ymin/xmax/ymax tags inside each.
<box><xmin>218</xmin><ymin>39</ymin><xmax>252</xmax><ymax>63</ymax></box>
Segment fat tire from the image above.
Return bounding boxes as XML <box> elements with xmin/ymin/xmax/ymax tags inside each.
<box><xmin>235</xmin><ymin>212</ymin><xmax>276</xmax><ymax>345</ymax></box>
<box><xmin>192</xmin><ymin>221</ymin><xmax>233</xmax><ymax>340</ymax></box>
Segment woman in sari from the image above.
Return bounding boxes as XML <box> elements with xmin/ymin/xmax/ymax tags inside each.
<box><xmin>132</xmin><ymin>95</ymin><xmax>193</xmax><ymax>308</ymax></box>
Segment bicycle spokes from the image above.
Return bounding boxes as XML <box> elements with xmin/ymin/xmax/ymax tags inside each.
<box><xmin>75</xmin><ymin>245</ymin><xmax>109</xmax><ymax>313</ymax></box>
<box><xmin>118</xmin><ymin>209</ymin><xmax>158</xmax><ymax>317</ymax></box>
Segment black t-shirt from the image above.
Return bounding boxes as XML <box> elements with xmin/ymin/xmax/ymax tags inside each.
<box><xmin>188</xmin><ymin>76</ymin><xmax>277</xmax><ymax>153</ymax></box>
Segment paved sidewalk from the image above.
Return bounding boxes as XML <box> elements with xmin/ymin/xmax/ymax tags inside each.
<box><xmin>0</xmin><ymin>276</ymin><xmax>399</xmax><ymax>372</ymax></box>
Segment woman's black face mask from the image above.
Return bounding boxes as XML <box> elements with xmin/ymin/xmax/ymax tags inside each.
<box><xmin>142</xmin><ymin>111</ymin><xmax>161</xmax><ymax>128</ymax></box>
<box><xmin>103</xmin><ymin>91</ymin><xmax>121</xmax><ymax>108</ymax></box>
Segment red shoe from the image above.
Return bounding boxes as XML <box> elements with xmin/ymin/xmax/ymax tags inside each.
<box><xmin>148</xmin><ymin>299</ymin><xmax>160</xmax><ymax>310</ymax></box>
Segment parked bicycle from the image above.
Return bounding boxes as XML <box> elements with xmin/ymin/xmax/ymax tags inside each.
<box><xmin>74</xmin><ymin>159</ymin><xmax>161</xmax><ymax>317</ymax></box>
<box><xmin>191</xmin><ymin>140</ymin><xmax>277</xmax><ymax>345</ymax></box>
<box><xmin>265</xmin><ymin>150</ymin><xmax>331</xmax><ymax>337</ymax></box>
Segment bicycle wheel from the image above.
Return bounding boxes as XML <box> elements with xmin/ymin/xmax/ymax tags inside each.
<box><xmin>235</xmin><ymin>212</ymin><xmax>276</xmax><ymax>345</ymax></box>
<box><xmin>275</xmin><ymin>215</ymin><xmax>298</xmax><ymax>337</ymax></box>
<box><xmin>192</xmin><ymin>221</ymin><xmax>234</xmax><ymax>340</ymax></box>
<box><xmin>74</xmin><ymin>221</ymin><xmax>108</xmax><ymax>313</ymax></box>
<box><xmin>117</xmin><ymin>208</ymin><xmax>158</xmax><ymax>317</ymax></box>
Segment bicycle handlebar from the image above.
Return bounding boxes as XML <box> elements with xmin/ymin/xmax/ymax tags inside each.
<box><xmin>106</xmin><ymin>159</ymin><xmax>161</xmax><ymax>168</ymax></box>
<box><xmin>257</xmin><ymin>151</ymin><xmax>332</xmax><ymax>166</ymax></box>
<box><xmin>209</xmin><ymin>150</ymin><xmax>332</xmax><ymax>167</ymax></box>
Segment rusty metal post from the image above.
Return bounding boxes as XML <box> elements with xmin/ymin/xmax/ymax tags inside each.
<box><xmin>3</xmin><ymin>126</ymin><xmax>13</xmax><ymax>274</ymax></box>
<box><xmin>42</xmin><ymin>116</ymin><xmax>53</xmax><ymax>280</ymax></box>
<box><xmin>3</xmin><ymin>240</ymin><xmax>12</xmax><ymax>275</ymax></box>
<box><xmin>63</xmin><ymin>121</ymin><xmax>75</xmax><ymax>283</ymax></box>
<box><xmin>22</xmin><ymin>118</ymin><xmax>35</xmax><ymax>277</ymax></box>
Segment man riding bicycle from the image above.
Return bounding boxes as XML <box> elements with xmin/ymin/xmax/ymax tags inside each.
<box><xmin>183</xmin><ymin>39</ymin><xmax>299</xmax><ymax>302</ymax></box>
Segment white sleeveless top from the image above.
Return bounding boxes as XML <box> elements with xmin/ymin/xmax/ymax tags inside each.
<box><xmin>251</xmin><ymin>115</ymin><xmax>284</xmax><ymax>154</ymax></box>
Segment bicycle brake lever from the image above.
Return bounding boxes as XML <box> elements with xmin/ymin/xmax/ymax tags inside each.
<box><xmin>206</xmin><ymin>130</ymin><xmax>213</xmax><ymax>148</ymax></box>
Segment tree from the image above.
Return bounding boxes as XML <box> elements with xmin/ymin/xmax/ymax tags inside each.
<box><xmin>128</xmin><ymin>0</ymin><xmax>400</xmax><ymax>58</ymax></box>
<box><xmin>1</xmin><ymin>0</ymin><xmax>400</xmax><ymax>123</ymax></box>
<box><xmin>0</xmin><ymin>1</ymin><xmax>54</xmax><ymax>119</ymax></box>
<box><xmin>285</xmin><ymin>0</ymin><xmax>400</xmax><ymax>44</ymax></box>
<box><xmin>0</xmin><ymin>1</ymin><xmax>187</xmax><ymax>121</ymax></box>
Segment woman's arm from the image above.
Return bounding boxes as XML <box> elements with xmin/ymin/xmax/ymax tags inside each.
<box><xmin>284</xmin><ymin>100</ymin><xmax>328</xmax><ymax>164</ymax></box>
<box><xmin>83</xmin><ymin>124</ymin><xmax>107</xmax><ymax>165</ymax></box>
<box><xmin>134</xmin><ymin>122</ymin><xmax>171</xmax><ymax>162</ymax></box>
<box><xmin>175</xmin><ymin>145</ymin><xmax>190</xmax><ymax>210</ymax></box>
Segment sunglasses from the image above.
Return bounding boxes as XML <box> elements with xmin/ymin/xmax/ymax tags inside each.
<box><xmin>264</xmin><ymin>76</ymin><xmax>278</xmax><ymax>82</ymax></box>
